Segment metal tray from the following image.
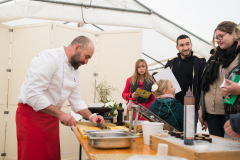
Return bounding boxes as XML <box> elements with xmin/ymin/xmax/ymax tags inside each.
<box><xmin>83</xmin><ymin>129</ymin><xmax>140</xmax><ymax>149</ymax></box>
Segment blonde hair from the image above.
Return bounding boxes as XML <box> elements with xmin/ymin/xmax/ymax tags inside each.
<box><xmin>131</xmin><ymin>59</ymin><xmax>153</xmax><ymax>85</ymax></box>
<box><xmin>232</xmin><ymin>24</ymin><xmax>240</xmax><ymax>40</ymax></box>
<box><xmin>152</xmin><ymin>79</ymin><xmax>169</xmax><ymax>97</ymax></box>
<box><xmin>212</xmin><ymin>21</ymin><xmax>237</xmax><ymax>55</ymax></box>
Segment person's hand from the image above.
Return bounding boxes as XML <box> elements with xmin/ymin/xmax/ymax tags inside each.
<box><xmin>91</xmin><ymin>115</ymin><xmax>105</xmax><ymax>123</ymax></box>
<box><xmin>201</xmin><ymin>121</ymin><xmax>208</xmax><ymax>131</ymax></box>
<box><xmin>198</xmin><ymin>106</ymin><xmax>203</xmax><ymax>124</ymax></box>
<box><xmin>198</xmin><ymin>106</ymin><xmax>207</xmax><ymax>131</ymax></box>
<box><xmin>59</xmin><ymin>112</ymin><xmax>76</xmax><ymax>127</ymax></box>
<box><xmin>224</xmin><ymin>120</ymin><xmax>240</xmax><ymax>139</ymax></box>
<box><xmin>131</xmin><ymin>91</ymin><xmax>142</xmax><ymax>98</ymax></box>
<box><xmin>223</xmin><ymin>79</ymin><xmax>240</xmax><ymax>96</ymax></box>
<box><xmin>221</xmin><ymin>87</ymin><xmax>230</xmax><ymax>99</ymax></box>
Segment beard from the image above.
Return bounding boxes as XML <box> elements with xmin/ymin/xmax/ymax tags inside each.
<box><xmin>71</xmin><ymin>51</ymin><xmax>85</xmax><ymax>70</ymax></box>
<box><xmin>179</xmin><ymin>49</ymin><xmax>192</xmax><ymax>58</ymax></box>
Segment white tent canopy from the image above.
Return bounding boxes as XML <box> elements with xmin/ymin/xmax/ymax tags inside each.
<box><xmin>0</xmin><ymin>0</ymin><xmax>239</xmax><ymax>71</ymax></box>
<box><xmin>0</xmin><ymin>0</ymin><xmax>213</xmax><ymax>58</ymax></box>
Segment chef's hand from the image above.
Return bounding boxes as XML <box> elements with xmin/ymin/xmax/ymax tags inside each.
<box><xmin>223</xmin><ymin>79</ymin><xmax>240</xmax><ymax>96</ymax></box>
<box><xmin>224</xmin><ymin>120</ymin><xmax>240</xmax><ymax>139</ymax></box>
<box><xmin>91</xmin><ymin>115</ymin><xmax>105</xmax><ymax>123</ymax></box>
<box><xmin>59</xmin><ymin>112</ymin><xmax>76</xmax><ymax>127</ymax></box>
<box><xmin>131</xmin><ymin>91</ymin><xmax>142</xmax><ymax>98</ymax></box>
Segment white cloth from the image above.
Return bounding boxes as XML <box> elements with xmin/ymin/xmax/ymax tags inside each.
<box><xmin>18</xmin><ymin>47</ymin><xmax>88</xmax><ymax>113</ymax></box>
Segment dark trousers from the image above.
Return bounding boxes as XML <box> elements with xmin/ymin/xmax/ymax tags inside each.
<box><xmin>206</xmin><ymin>113</ymin><xmax>225</xmax><ymax>137</ymax></box>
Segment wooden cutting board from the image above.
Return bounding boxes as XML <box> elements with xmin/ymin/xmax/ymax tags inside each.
<box><xmin>77</xmin><ymin>125</ymin><xmax>129</xmax><ymax>139</ymax></box>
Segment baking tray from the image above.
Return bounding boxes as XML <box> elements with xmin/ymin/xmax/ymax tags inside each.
<box><xmin>84</xmin><ymin>129</ymin><xmax>140</xmax><ymax>149</ymax></box>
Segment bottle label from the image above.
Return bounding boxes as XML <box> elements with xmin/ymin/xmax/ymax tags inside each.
<box><xmin>185</xmin><ymin>105</ymin><xmax>195</xmax><ymax>139</ymax></box>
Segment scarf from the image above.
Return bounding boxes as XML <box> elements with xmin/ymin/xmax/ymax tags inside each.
<box><xmin>130</xmin><ymin>78</ymin><xmax>154</xmax><ymax>103</ymax></box>
<box><xmin>201</xmin><ymin>41</ymin><xmax>240</xmax><ymax>92</ymax></box>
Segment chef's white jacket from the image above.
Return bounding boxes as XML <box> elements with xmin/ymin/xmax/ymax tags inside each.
<box><xmin>18</xmin><ymin>47</ymin><xmax>88</xmax><ymax>112</ymax></box>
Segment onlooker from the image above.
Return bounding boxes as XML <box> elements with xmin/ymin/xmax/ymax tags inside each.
<box><xmin>199</xmin><ymin>21</ymin><xmax>239</xmax><ymax>137</ymax></box>
<box><xmin>221</xmin><ymin>23</ymin><xmax>240</xmax><ymax>140</ymax></box>
<box><xmin>122</xmin><ymin>59</ymin><xmax>155</xmax><ymax>120</ymax></box>
<box><xmin>149</xmin><ymin>79</ymin><xmax>183</xmax><ymax>131</ymax></box>
<box><xmin>165</xmin><ymin>35</ymin><xmax>206</xmax><ymax>132</ymax></box>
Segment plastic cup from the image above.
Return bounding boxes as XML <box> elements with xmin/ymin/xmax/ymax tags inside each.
<box><xmin>142</xmin><ymin>122</ymin><xmax>164</xmax><ymax>145</ymax></box>
<box><xmin>194</xmin><ymin>140</ymin><xmax>209</xmax><ymax>152</ymax></box>
<box><xmin>158</xmin><ymin>130</ymin><xmax>169</xmax><ymax>138</ymax></box>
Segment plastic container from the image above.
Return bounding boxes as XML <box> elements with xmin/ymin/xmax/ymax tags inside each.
<box><xmin>142</xmin><ymin>122</ymin><xmax>164</xmax><ymax>145</ymax></box>
<box><xmin>158</xmin><ymin>130</ymin><xmax>169</xmax><ymax>137</ymax></box>
<box><xmin>184</xmin><ymin>87</ymin><xmax>195</xmax><ymax>145</ymax></box>
<box><xmin>194</xmin><ymin>140</ymin><xmax>209</xmax><ymax>152</ymax></box>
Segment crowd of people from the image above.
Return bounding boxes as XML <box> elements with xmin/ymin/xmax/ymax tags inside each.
<box><xmin>122</xmin><ymin>21</ymin><xmax>240</xmax><ymax>141</ymax></box>
<box><xmin>16</xmin><ymin>21</ymin><xmax>240</xmax><ymax>160</ymax></box>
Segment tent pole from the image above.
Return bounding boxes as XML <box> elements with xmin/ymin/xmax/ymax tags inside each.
<box><xmin>0</xmin><ymin>0</ymin><xmax>13</xmax><ymax>5</ymax></box>
<box><xmin>142</xmin><ymin>53</ymin><xmax>165</xmax><ymax>66</ymax></box>
<box><xmin>134</xmin><ymin>0</ymin><xmax>212</xmax><ymax>46</ymax></box>
<box><xmin>31</xmin><ymin>0</ymin><xmax>151</xmax><ymax>15</ymax></box>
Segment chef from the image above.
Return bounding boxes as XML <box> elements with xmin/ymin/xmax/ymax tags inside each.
<box><xmin>16</xmin><ymin>36</ymin><xmax>104</xmax><ymax>160</ymax></box>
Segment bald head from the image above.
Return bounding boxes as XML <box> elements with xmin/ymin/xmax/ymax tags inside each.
<box><xmin>71</xmin><ymin>36</ymin><xmax>94</xmax><ymax>52</ymax></box>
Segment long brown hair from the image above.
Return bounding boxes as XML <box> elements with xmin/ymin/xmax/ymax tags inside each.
<box><xmin>131</xmin><ymin>59</ymin><xmax>153</xmax><ymax>85</ymax></box>
<box><xmin>212</xmin><ymin>21</ymin><xmax>237</xmax><ymax>55</ymax></box>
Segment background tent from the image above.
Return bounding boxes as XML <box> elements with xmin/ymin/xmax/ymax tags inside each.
<box><xmin>0</xmin><ymin>0</ymin><xmax>239</xmax><ymax>160</ymax></box>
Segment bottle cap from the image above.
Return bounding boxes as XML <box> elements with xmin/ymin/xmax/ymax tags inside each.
<box><xmin>186</xmin><ymin>86</ymin><xmax>193</xmax><ymax>96</ymax></box>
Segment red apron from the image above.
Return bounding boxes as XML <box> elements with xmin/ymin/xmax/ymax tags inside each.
<box><xmin>16</xmin><ymin>103</ymin><xmax>60</xmax><ymax>160</ymax></box>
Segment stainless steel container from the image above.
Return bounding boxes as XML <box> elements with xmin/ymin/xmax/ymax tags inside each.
<box><xmin>84</xmin><ymin>129</ymin><xmax>140</xmax><ymax>149</ymax></box>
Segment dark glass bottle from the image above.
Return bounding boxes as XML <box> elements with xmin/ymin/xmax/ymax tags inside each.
<box><xmin>184</xmin><ymin>87</ymin><xmax>195</xmax><ymax>145</ymax></box>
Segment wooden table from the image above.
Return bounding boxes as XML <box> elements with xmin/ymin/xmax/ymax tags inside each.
<box><xmin>71</xmin><ymin>126</ymin><xmax>157</xmax><ymax>160</ymax></box>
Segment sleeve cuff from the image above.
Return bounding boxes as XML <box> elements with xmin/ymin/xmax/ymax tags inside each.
<box><xmin>71</xmin><ymin>101</ymin><xmax>88</xmax><ymax>113</ymax></box>
<box><xmin>30</xmin><ymin>97</ymin><xmax>52</xmax><ymax>112</ymax></box>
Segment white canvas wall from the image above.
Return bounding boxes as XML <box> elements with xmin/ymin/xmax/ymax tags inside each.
<box><xmin>97</xmin><ymin>30</ymin><xmax>142</xmax><ymax>103</ymax></box>
<box><xmin>0</xmin><ymin>24</ymin><xmax>11</xmax><ymax>160</ymax></box>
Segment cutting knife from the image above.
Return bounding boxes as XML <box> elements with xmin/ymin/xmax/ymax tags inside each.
<box><xmin>77</xmin><ymin>121</ymin><xmax>114</xmax><ymax>129</ymax></box>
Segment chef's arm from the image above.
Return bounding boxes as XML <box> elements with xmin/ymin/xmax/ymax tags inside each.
<box><xmin>41</xmin><ymin>105</ymin><xmax>77</xmax><ymax>126</ymax></box>
<box><xmin>77</xmin><ymin>109</ymin><xmax>105</xmax><ymax>123</ymax></box>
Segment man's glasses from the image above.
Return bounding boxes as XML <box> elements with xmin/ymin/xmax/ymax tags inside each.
<box><xmin>215</xmin><ymin>33</ymin><xmax>228</xmax><ymax>41</ymax></box>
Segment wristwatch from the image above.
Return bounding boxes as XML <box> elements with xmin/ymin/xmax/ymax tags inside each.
<box><xmin>89</xmin><ymin>113</ymin><xmax>97</xmax><ymax>122</ymax></box>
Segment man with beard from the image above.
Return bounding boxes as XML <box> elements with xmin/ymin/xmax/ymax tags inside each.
<box><xmin>16</xmin><ymin>36</ymin><xmax>105</xmax><ymax>160</ymax></box>
<box><xmin>165</xmin><ymin>34</ymin><xmax>206</xmax><ymax>132</ymax></box>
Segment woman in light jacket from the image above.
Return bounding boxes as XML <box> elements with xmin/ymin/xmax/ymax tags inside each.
<box><xmin>199</xmin><ymin>21</ymin><xmax>240</xmax><ymax>137</ymax></box>
<box><xmin>122</xmin><ymin>59</ymin><xmax>155</xmax><ymax>120</ymax></box>
<box><xmin>221</xmin><ymin>24</ymin><xmax>240</xmax><ymax>141</ymax></box>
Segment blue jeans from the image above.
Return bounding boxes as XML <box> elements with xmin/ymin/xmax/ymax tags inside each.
<box><xmin>206</xmin><ymin>113</ymin><xmax>225</xmax><ymax>137</ymax></box>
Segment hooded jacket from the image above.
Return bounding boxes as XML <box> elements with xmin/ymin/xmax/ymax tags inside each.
<box><xmin>149</xmin><ymin>98</ymin><xmax>183</xmax><ymax>131</ymax></box>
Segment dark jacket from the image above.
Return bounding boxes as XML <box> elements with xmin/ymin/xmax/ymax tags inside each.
<box><xmin>149</xmin><ymin>98</ymin><xmax>183</xmax><ymax>131</ymax></box>
<box><xmin>230</xmin><ymin>113</ymin><xmax>240</xmax><ymax>134</ymax></box>
<box><xmin>165</xmin><ymin>55</ymin><xmax>206</xmax><ymax>110</ymax></box>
